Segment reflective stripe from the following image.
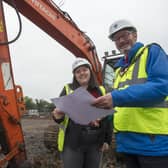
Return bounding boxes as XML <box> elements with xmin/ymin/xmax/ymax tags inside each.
<box><xmin>118</xmin><ymin>47</ymin><xmax>146</xmax><ymax>88</ymax></box>
<box><xmin>118</xmin><ymin>78</ymin><xmax>146</xmax><ymax>88</ymax></box>
<box><xmin>150</xmin><ymin>101</ymin><xmax>168</xmax><ymax>108</ymax></box>
<box><xmin>132</xmin><ymin>52</ymin><xmax>141</xmax><ymax>80</ymax></box>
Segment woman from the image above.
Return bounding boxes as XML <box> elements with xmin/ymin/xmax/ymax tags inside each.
<box><xmin>52</xmin><ymin>58</ymin><xmax>112</xmax><ymax>168</ymax></box>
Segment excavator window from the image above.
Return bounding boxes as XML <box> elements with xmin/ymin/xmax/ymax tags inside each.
<box><xmin>102</xmin><ymin>52</ymin><xmax>123</xmax><ymax>92</ymax></box>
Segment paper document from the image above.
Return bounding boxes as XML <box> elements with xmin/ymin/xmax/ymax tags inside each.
<box><xmin>51</xmin><ymin>87</ymin><xmax>115</xmax><ymax>125</ymax></box>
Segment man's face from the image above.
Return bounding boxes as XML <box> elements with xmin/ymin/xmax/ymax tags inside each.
<box><xmin>112</xmin><ymin>29</ymin><xmax>137</xmax><ymax>55</ymax></box>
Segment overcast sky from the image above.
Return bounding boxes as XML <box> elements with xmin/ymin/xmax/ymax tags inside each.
<box><xmin>3</xmin><ymin>0</ymin><xmax>168</xmax><ymax>101</ymax></box>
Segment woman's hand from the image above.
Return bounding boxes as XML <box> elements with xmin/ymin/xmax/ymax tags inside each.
<box><xmin>89</xmin><ymin>118</ymin><xmax>101</xmax><ymax>127</ymax></box>
<box><xmin>100</xmin><ymin>142</ymin><xmax>109</xmax><ymax>152</ymax></box>
<box><xmin>52</xmin><ymin>108</ymin><xmax>64</xmax><ymax>119</ymax></box>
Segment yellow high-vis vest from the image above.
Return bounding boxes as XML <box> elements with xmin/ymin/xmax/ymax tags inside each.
<box><xmin>57</xmin><ymin>84</ymin><xmax>106</xmax><ymax>152</ymax></box>
<box><xmin>113</xmin><ymin>46</ymin><xmax>168</xmax><ymax>134</ymax></box>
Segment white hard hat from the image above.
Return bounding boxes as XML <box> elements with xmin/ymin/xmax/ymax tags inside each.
<box><xmin>108</xmin><ymin>19</ymin><xmax>136</xmax><ymax>39</ymax></box>
<box><xmin>72</xmin><ymin>58</ymin><xmax>91</xmax><ymax>72</ymax></box>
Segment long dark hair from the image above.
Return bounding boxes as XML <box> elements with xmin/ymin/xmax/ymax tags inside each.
<box><xmin>71</xmin><ymin>65</ymin><xmax>98</xmax><ymax>90</ymax></box>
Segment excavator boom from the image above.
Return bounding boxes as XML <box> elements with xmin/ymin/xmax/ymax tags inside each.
<box><xmin>4</xmin><ymin>0</ymin><xmax>102</xmax><ymax>82</ymax></box>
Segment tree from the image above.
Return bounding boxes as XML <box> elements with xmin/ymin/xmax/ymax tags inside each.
<box><xmin>35</xmin><ymin>99</ymin><xmax>55</xmax><ymax>113</ymax></box>
<box><xmin>24</xmin><ymin>96</ymin><xmax>55</xmax><ymax>113</ymax></box>
<box><xmin>24</xmin><ymin>96</ymin><xmax>36</xmax><ymax>110</ymax></box>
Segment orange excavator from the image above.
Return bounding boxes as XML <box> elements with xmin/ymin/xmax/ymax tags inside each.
<box><xmin>0</xmin><ymin>0</ymin><xmax>121</xmax><ymax>167</ymax></box>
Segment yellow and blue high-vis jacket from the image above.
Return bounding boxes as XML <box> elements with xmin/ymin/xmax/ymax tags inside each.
<box><xmin>112</xmin><ymin>42</ymin><xmax>168</xmax><ymax>156</ymax></box>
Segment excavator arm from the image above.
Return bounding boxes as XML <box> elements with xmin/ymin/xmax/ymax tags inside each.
<box><xmin>4</xmin><ymin>0</ymin><xmax>102</xmax><ymax>82</ymax></box>
<box><xmin>0</xmin><ymin>0</ymin><xmax>102</xmax><ymax>167</ymax></box>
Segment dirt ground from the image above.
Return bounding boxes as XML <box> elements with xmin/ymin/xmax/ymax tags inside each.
<box><xmin>21</xmin><ymin>118</ymin><xmax>124</xmax><ymax>168</ymax></box>
<box><xmin>21</xmin><ymin>118</ymin><xmax>62</xmax><ymax>168</ymax></box>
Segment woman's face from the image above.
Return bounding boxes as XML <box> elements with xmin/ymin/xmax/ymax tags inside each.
<box><xmin>74</xmin><ymin>65</ymin><xmax>91</xmax><ymax>87</ymax></box>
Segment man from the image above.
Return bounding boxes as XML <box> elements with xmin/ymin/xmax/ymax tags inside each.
<box><xmin>92</xmin><ymin>19</ymin><xmax>168</xmax><ymax>168</ymax></box>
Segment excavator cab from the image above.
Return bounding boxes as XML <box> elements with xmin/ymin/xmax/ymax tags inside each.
<box><xmin>102</xmin><ymin>50</ymin><xmax>123</xmax><ymax>92</ymax></box>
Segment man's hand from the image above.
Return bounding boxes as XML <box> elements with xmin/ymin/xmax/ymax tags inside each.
<box><xmin>52</xmin><ymin>108</ymin><xmax>64</xmax><ymax>119</ymax></box>
<box><xmin>92</xmin><ymin>93</ymin><xmax>113</xmax><ymax>109</ymax></box>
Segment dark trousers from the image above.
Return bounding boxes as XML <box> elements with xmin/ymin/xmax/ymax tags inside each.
<box><xmin>61</xmin><ymin>144</ymin><xmax>101</xmax><ymax>168</ymax></box>
<box><xmin>124</xmin><ymin>154</ymin><xmax>168</xmax><ymax>168</ymax></box>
